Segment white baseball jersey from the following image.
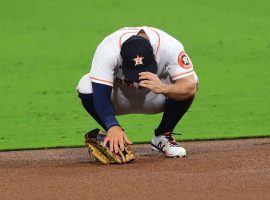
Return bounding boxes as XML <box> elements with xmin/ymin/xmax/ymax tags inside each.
<box><xmin>77</xmin><ymin>26</ymin><xmax>198</xmax><ymax>114</ymax></box>
<box><xmin>89</xmin><ymin>26</ymin><xmax>196</xmax><ymax>87</ymax></box>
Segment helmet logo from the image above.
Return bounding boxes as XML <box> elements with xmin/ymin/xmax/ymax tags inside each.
<box><xmin>132</xmin><ymin>55</ymin><xmax>144</xmax><ymax>66</ymax></box>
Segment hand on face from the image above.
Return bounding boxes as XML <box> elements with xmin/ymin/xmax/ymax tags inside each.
<box><xmin>139</xmin><ymin>72</ymin><xmax>166</xmax><ymax>94</ymax></box>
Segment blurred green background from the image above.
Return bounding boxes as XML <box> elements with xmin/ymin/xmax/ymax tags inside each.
<box><xmin>0</xmin><ymin>0</ymin><xmax>269</xmax><ymax>150</ymax></box>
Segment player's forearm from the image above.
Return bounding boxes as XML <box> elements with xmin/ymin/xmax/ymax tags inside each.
<box><xmin>92</xmin><ymin>82</ymin><xmax>120</xmax><ymax>131</ymax></box>
<box><xmin>161</xmin><ymin>79</ymin><xmax>196</xmax><ymax>101</ymax></box>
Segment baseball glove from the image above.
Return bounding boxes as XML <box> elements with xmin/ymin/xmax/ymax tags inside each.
<box><xmin>85</xmin><ymin>128</ymin><xmax>135</xmax><ymax>164</ymax></box>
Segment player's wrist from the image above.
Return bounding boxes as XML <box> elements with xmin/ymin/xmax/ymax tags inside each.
<box><xmin>107</xmin><ymin>125</ymin><xmax>121</xmax><ymax>132</ymax></box>
<box><xmin>160</xmin><ymin>83</ymin><xmax>169</xmax><ymax>94</ymax></box>
<box><xmin>107</xmin><ymin>125</ymin><xmax>126</xmax><ymax>135</ymax></box>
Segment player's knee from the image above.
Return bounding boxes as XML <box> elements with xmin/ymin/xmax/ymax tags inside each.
<box><xmin>188</xmin><ymin>85</ymin><xmax>196</xmax><ymax>98</ymax></box>
<box><xmin>185</xmin><ymin>79</ymin><xmax>197</xmax><ymax>99</ymax></box>
<box><xmin>76</xmin><ymin>73</ymin><xmax>93</xmax><ymax>94</ymax></box>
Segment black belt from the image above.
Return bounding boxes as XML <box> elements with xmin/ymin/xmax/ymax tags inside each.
<box><xmin>114</xmin><ymin>77</ymin><xmax>142</xmax><ymax>89</ymax></box>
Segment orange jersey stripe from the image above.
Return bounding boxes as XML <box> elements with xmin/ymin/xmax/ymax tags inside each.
<box><xmin>148</xmin><ymin>27</ymin><xmax>161</xmax><ymax>55</ymax></box>
<box><xmin>119</xmin><ymin>31</ymin><xmax>138</xmax><ymax>48</ymax></box>
<box><xmin>90</xmin><ymin>76</ymin><xmax>113</xmax><ymax>84</ymax></box>
<box><xmin>171</xmin><ymin>70</ymin><xmax>194</xmax><ymax>79</ymax></box>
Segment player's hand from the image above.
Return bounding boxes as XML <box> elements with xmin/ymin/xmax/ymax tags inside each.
<box><xmin>103</xmin><ymin>126</ymin><xmax>132</xmax><ymax>154</ymax></box>
<box><xmin>139</xmin><ymin>72</ymin><xmax>167</xmax><ymax>94</ymax></box>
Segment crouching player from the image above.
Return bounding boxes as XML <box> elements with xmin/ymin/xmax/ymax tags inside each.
<box><xmin>77</xmin><ymin>26</ymin><xmax>198</xmax><ymax>157</ymax></box>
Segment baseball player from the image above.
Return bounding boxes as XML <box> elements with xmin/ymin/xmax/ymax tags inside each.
<box><xmin>77</xmin><ymin>26</ymin><xmax>198</xmax><ymax>157</ymax></box>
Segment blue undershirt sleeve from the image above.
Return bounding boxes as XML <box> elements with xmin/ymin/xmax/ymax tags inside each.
<box><xmin>92</xmin><ymin>82</ymin><xmax>119</xmax><ymax>130</ymax></box>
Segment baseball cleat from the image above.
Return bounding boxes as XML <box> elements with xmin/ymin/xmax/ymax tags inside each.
<box><xmin>151</xmin><ymin>132</ymin><xmax>186</xmax><ymax>158</ymax></box>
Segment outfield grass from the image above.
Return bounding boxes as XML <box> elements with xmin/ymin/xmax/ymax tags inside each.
<box><xmin>0</xmin><ymin>0</ymin><xmax>269</xmax><ymax>150</ymax></box>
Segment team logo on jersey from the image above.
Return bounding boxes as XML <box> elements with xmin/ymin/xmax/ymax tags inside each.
<box><xmin>178</xmin><ymin>51</ymin><xmax>192</xmax><ymax>69</ymax></box>
<box><xmin>132</xmin><ymin>55</ymin><xmax>144</xmax><ymax>66</ymax></box>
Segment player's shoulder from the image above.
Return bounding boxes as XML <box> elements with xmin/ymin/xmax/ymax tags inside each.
<box><xmin>98</xmin><ymin>26</ymin><xmax>184</xmax><ymax>52</ymax></box>
<box><xmin>147</xmin><ymin>27</ymin><xmax>184</xmax><ymax>53</ymax></box>
<box><xmin>146</xmin><ymin>26</ymin><xmax>176</xmax><ymax>38</ymax></box>
<box><xmin>98</xmin><ymin>27</ymin><xmax>140</xmax><ymax>47</ymax></box>
<box><xmin>157</xmin><ymin>27</ymin><xmax>183</xmax><ymax>46</ymax></box>
<box><xmin>108</xmin><ymin>27</ymin><xmax>141</xmax><ymax>38</ymax></box>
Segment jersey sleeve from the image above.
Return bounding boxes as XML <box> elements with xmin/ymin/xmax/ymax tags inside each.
<box><xmin>165</xmin><ymin>37</ymin><xmax>195</xmax><ymax>81</ymax></box>
<box><xmin>89</xmin><ymin>35</ymin><xmax>119</xmax><ymax>86</ymax></box>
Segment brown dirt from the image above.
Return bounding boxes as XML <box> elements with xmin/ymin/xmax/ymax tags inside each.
<box><xmin>0</xmin><ymin>138</ymin><xmax>270</xmax><ymax>200</ymax></box>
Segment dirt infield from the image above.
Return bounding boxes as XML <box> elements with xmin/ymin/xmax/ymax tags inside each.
<box><xmin>0</xmin><ymin>138</ymin><xmax>270</xmax><ymax>200</ymax></box>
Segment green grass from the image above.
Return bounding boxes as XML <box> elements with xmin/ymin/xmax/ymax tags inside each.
<box><xmin>0</xmin><ymin>0</ymin><xmax>270</xmax><ymax>150</ymax></box>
